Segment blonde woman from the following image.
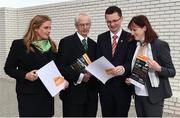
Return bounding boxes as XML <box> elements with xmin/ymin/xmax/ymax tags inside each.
<box><xmin>4</xmin><ymin>15</ymin><xmax>68</xmax><ymax>117</ymax></box>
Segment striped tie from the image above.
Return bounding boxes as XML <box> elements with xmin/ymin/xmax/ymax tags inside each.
<box><xmin>112</xmin><ymin>34</ymin><xmax>118</xmax><ymax>56</ymax></box>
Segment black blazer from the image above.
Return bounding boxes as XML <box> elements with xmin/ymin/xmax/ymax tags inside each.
<box><xmin>145</xmin><ymin>39</ymin><xmax>176</xmax><ymax>104</ymax></box>
<box><xmin>4</xmin><ymin>39</ymin><xmax>56</xmax><ymax>95</ymax></box>
<box><xmin>130</xmin><ymin>39</ymin><xmax>176</xmax><ymax>104</ymax></box>
<box><xmin>96</xmin><ymin>30</ymin><xmax>134</xmax><ymax>92</ymax></box>
<box><xmin>56</xmin><ymin>32</ymin><xmax>98</xmax><ymax>104</ymax></box>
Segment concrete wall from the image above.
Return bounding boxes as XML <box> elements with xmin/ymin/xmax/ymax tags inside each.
<box><xmin>0</xmin><ymin>0</ymin><xmax>180</xmax><ymax>115</ymax></box>
<box><xmin>0</xmin><ymin>8</ymin><xmax>5</xmax><ymax>77</ymax></box>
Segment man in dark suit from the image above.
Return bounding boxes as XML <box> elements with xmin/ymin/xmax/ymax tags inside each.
<box><xmin>56</xmin><ymin>13</ymin><xmax>98</xmax><ymax>117</ymax></box>
<box><xmin>96</xmin><ymin>6</ymin><xmax>134</xmax><ymax>117</ymax></box>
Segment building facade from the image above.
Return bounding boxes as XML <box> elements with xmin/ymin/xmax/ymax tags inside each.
<box><xmin>0</xmin><ymin>0</ymin><xmax>180</xmax><ymax>115</ymax></box>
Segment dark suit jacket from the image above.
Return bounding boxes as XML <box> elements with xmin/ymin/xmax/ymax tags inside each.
<box><xmin>4</xmin><ymin>39</ymin><xmax>56</xmax><ymax>95</ymax></box>
<box><xmin>4</xmin><ymin>39</ymin><xmax>56</xmax><ymax>116</ymax></box>
<box><xmin>56</xmin><ymin>32</ymin><xmax>98</xmax><ymax>104</ymax></box>
<box><xmin>130</xmin><ymin>39</ymin><xmax>176</xmax><ymax>104</ymax></box>
<box><xmin>96</xmin><ymin>30</ymin><xmax>134</xmax><ymax>94</ymax></box>
<box><xmin>146</xmin><ymin>39</ymin><xmax>176</xmax><ymax>104</ymax></box>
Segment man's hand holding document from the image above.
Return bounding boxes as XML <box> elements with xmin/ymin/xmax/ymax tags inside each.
<box><xmin>86</xmin><ymin>56</ymin><xmax>117</xmax><ymax>84</ymax></box>
<box><xmin>37</xmin><ymin>60</ymin><xmax>68</xmax><ymax>97</ymax></box>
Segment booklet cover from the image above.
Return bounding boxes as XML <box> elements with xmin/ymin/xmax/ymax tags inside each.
<box><xmin>70</xmin><ymin>53</ymin><xmax>92</xmax><ymax>73</ymax></box>
<box><xmin>129</xmin><ymin>55</ymin><xmax>149</xmax><ymax>89</ymax></box>
<box><xmin>37</xmin><ymin>60</ymin><xmax>66</xmax><ymax>97</ymax></box>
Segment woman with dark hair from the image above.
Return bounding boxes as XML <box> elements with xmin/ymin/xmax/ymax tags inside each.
<box><xmin>4</xmin><ymin>15</ymin><xmax>68</xmax><ymax>117</ymax></box>
<box><xmin>126</xmin><ymin>15</ymin><xmax>176</xmax><ymax>117</ymax></box>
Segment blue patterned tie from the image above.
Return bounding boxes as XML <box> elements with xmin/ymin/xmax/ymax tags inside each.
<box><xmin>82</xmin><ymin>39</ymin><xmax>88</xmax><ymax>51</ymax></box>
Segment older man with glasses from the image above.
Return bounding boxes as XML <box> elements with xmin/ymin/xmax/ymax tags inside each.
<box><xmin>56</xmin><ymin>13</ymin><xmax>98</xmax><ymax>117</ymax></box>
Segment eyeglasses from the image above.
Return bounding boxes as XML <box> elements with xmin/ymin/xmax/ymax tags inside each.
<box><xmin>106</xmin><ymin>18</ymin><xmax>121</xmax><ymax>24</ymax></box>
<box><xmin>77</xmin><ymin>23</ymin><xmax>91</xmax><ymax>28</ymax></box>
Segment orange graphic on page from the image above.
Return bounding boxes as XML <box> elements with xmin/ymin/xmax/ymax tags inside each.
<box><xmin>54</xmin><ymin>76</ymin><xmax>64</xmax><ymax>86</ymax></box>
<box><xmin>105</xmin><ymin>68</ymin><xmax>114</xmax><ymax>75</ymax></box>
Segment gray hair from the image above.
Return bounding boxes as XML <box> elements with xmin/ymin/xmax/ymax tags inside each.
<box><xmin>74</xmin><ymin>13</ymin><xmax>91</xmax><ymax>26</ymax></box>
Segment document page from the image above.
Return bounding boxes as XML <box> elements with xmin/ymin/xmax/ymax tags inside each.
<box><xmin>86</xmin><ymin>56</ymin><xmax>115</xmax><ymax>84</ymax></box>
<box><xmin>37</xmin><ymin>60</ymin><xmax>66</xmax><ymax>97</ymax></box>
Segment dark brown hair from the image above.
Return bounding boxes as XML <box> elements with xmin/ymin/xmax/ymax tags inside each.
<box><xmin>105</xmin><ymin>6</ymin><xmax>122</xmax><ymax>17</ymax></box>
<box><xmin>128</xmin><ymin>15</ymin><xmax>158</xmax><ymax>43</ymax></box>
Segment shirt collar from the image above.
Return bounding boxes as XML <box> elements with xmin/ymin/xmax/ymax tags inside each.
<box><xmin>137</xmin><ymin>37</ymin><xmax>145</xmax><ymax>46</ymax></box>
<box><xmin>110</xmin><ymin>28</ymin><xmax>122</xmax><ymax>39</ymax></box>
<box><xmin>77</xmin><ymin>32</ymin><xmax>87</xmax><ymax>42</ymax></box>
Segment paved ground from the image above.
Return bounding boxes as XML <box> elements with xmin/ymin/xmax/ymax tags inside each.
<box><xmin>0</xmin><ymin>78</ymin><xmax>179</xmax><ymax>117</ymax></box>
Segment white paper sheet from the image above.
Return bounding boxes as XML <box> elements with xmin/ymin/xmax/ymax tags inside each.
<box><xmin>86</xmin><ymin>56</ymin><xmax>115</xmax><ymax>84</ymax></box>
<box><xmin>37</xmin><ymin>60</ymin><xmax>66</xmax><ymax>97</ymax></box>
<box><xmin>129</xmin><ymin>78</ymin><xmax>144</xmax><ymax>89</ymax></box>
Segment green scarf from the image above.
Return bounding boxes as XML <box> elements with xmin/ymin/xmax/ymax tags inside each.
<box><xmin>32</xmin><ymin>39</ymin><xmax>51</xmax><ymax>53</ymax></box>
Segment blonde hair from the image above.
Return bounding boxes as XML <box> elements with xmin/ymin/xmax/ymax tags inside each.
<box><xmin>23</xmin><ymin>15</ymin><xmax>56</xmax><ymax>53</ymax></box>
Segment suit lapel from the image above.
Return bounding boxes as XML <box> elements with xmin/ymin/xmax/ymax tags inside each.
<box><xmin>113</xmin><ymin>30</ymin><xmax>126</xmax><ymax>57</ymax></box>
<box><xmin>87</xmin><ymin>38</ymin><xmax>96</xmax><ymax>60</ymax></box>
<box><xmin>150</xmin><ymin>41</ymin><xmax>158</xmax><ymax>62</ymax></box>
<box><xmin>73</xmin><ymin>33</ymin><xmax>85</xmax><ymax>55</ymax></box>
<box><xmin>87</xmin><ymin>38</ymin><xmax>91</xmax><ymax>55</ymax></box>
<box><xmin>103</xmin><ymin>32</ymin><xmax>113</xmax><ymax>59</ymax></box>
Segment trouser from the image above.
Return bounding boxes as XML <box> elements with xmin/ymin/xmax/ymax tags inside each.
<box><xmin>135</xmin><ymin>95</ymin><xmax>164</xmax><ymax>117</ymax></box>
